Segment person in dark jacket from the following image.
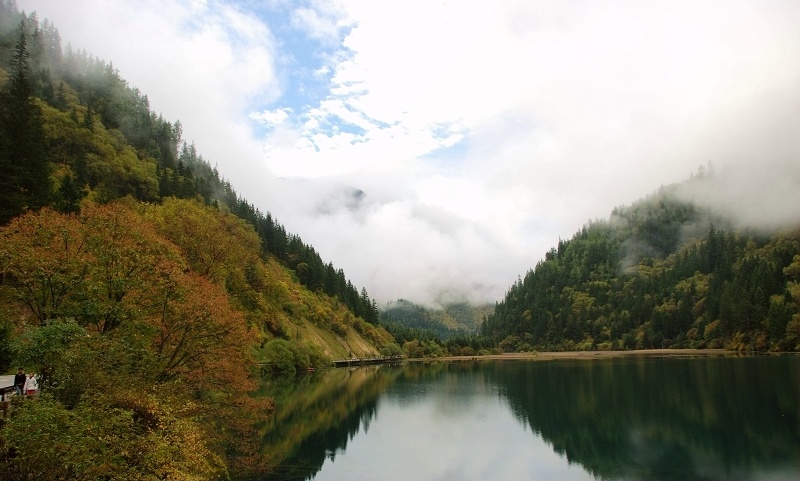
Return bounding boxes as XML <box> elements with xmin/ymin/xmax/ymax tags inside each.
<box><xmin>14</xmin><ymin>368</ymin><xmax>25</xmax><ymax>396</ymax></box>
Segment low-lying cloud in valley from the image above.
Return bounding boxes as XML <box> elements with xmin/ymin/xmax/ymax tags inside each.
<box><xmin>20</xmin><ymin>0</ymin><xmax>800</xmax><ymax>306</ymax></box>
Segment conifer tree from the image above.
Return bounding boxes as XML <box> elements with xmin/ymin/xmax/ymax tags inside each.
<box><xmin>0</xmin><ymin>20</ymin><xmax>50</xmax><ymax>224</ymax></box>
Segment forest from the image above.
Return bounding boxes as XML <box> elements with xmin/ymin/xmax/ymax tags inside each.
<box><xmin>1</xmin><ymin>1</ymin><xmax>800</xmax><ymax>479</ymax></box>
<box><xmin>0</xmin><ymin>4</ymin><xmax>397</xmax><ymax>479</ymax></box>
<box><xmin>481</xmin><ymin>175</ymin><xmax>800</xmax><ymax>353</ymax></box>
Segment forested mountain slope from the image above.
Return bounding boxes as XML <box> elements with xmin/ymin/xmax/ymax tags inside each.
<box><xmin>0</xmin><ymin>4</ymin><xmax>392</xmax><ymax>362</ymax></box>
<box><xmin>381</xmin><ymin>298</ymin><xmax>492</xmax><ymax>340</ymax></box>
<box><xmin>0</xmin><ymin>3</ymin><xmax>381</xmax><ymax>320</ymax></box>
<box><xmin>0</xmin><ymin>5</ymin><xmax>397</xmax><ymax>479</ymax></box>
<box><xmin>481</xmin><ymin>173</ymin><xmax>800</xmax><ymax>352</ymax></box>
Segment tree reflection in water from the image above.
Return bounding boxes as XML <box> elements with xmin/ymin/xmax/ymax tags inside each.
<box><xmin>249</xmin><ymin>356</ymin><xmax>800</xmax><ymax>481</ymax></box>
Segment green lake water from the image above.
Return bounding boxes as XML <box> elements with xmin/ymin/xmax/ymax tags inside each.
<box><xmin>251</xmin><ymin>355</ymin><xmax>800</xmax><ymax>481</ymax></box>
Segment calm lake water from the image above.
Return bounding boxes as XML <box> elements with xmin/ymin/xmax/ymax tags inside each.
<box><xmin>251</xmin><ymin>355</ymin><xmax>800</xmax><ymax>481</ymax></box>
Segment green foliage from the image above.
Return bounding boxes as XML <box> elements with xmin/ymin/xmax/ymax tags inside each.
<box><xmin>482</xmin><ymin>182</ymin><xmax>800</xmax><ymax>353</ymax></box>
<box><xmin>262</xmin><ymin>339</ymin><xmax>327</xmax><ymax>375</ymax></box>
<box><xmin>0</xmin><ymin>394</ymin><xmax>223</xmax><ymax>481</ymax></box>
<box><xmin>11</xmin><ymin>318</ymin><xmax>86</xmax><ymax>389</ymax></box>
<box><xmin>381</xmin><ymin>299</ymin><xmax>492</xmax><ymax>340</ymax></box>
<box><xmin>0</xmin><ymin>19</ymin><xmax>51</xmax><ymax>224</ymax></box>
<box><xmin>0</xmin><ymin>320</ymin><xmax>12</xmax><ymax>372</ymax></box>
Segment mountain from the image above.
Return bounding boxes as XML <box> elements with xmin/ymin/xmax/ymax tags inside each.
<box><xmin>381</xmin><ymin>298</ymin><xmax>493</xmax><ymax>339</ymax></box>
<box><xmin>481</xmin><ymin>170</ymin><xmax>800</xmax><ymax>352</ymax></box>
<box><xmin>0</xmin><ymin>6</ymin><xmax>392</xmax><ymax>360</ymax></box>
<box><xmin>0</xmin><ymin>6</ymin><xmax>399</xmax><ymax>479</ymax></box>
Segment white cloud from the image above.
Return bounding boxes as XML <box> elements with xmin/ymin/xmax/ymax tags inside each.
<box><xmin>20</xmin><ymin>0</ymin><xmax>800</xmax><ymax>306</ymax></box>
<box><xmin>291</xmin><ymin>5</ymin><xmax>343</xmax><ymax>42</ymax></box>
<box><xmin>250</xmin><ymin>107</ymin><xmax>291</xmax><ymax>127</ymax></box>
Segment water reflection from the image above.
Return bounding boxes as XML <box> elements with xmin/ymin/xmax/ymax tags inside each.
<box><xmin>493</xmin><ymin>356</ymin><xmax>800</xmax><ymax>480</ymax></box>
<box><xmin>254</xmin><ymin>366</ymin><xmax>402</xmax><ymax>480</ymax></box>
<box><xmin>249</xmin><ymin>356</ymin><xmax>800</xmax><ymax>481</ymax></box>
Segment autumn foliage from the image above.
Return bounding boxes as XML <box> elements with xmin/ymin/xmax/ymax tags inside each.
<box><xmin>0</xmin><ymin>7</ymin><xmax>394</xmax><ymax>478</ymax></box>
<box><xmin>0</xmin><ymin>201</ymin><xmax>264</xmax><ymax>479</ymax></box>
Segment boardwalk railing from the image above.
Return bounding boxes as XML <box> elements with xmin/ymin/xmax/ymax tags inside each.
<box><xmin>1</xmin><ymin>385</ymin><xmax>15</xmax><ymax>420</ymax></box>
<box><xmin>0</xmin><ymin>385</ymin><xmax>15</xmax><ymax>401</ymax></box>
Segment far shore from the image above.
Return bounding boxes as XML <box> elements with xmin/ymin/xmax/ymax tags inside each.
<box><xmin>406</xmin><ymin>348</ymin><xmax>776</xmax><ymax>363</ymax></box>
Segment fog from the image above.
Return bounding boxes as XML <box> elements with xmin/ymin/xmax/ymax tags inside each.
<box><xmin>20</xmin><ymin>0</ymin><xmax>800</xmax><ymax>306</ymax></box>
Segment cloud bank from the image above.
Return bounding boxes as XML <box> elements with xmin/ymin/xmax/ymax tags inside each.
<box><xmin>20</xmin><ymin>0</ymin><xmax>800</xmax><ymax>306</ymax></box>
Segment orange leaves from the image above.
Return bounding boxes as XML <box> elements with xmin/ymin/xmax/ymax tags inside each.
<box><xmin>0</xmin><ymin>208</ymin><xmax>88</xmax><ymax>324</ymax></box>
<box><xmin>1</xmin><ymin>201</ymin><xmax>267</xmax><ymax>479</ymax></box>
<box><xmin>0</xmin><ymin>201</ymin><xmax>258</xmax><ymax>393</ymax></box>
<box><xmin>0</xmin><ymin>203</ymin><xmax>185</xmax><ymax>332</ymax></box>
<box><xmin>152</xmin><ymin>271</ymin><xmax>255</xmax><ymax>391</ymax></box>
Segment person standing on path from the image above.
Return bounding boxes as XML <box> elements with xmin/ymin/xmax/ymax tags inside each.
<box><xmin>14</xmin><ymin>368</ymin><xmax>25</xmax><ymax>396</ymax></box>
<box><xmin>23</xmin><ymin>372</ymin><xmax>38</xmax><ymax>397</ymax></box>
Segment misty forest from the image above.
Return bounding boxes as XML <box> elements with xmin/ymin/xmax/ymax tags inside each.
<box><xmin>1</xmin><ymin>4</ymin><xmax>799</xmax><ymax>480</ymax></box>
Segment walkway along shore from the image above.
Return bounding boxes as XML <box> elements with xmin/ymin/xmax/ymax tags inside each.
<box><xmin>405</xmin><ymin>348</ymin><xmax>745</xmax><ymax>363</ymax></box>
<box><xmin>331</xmin><ymin>349</ymin><xmax>743</xmax><ymax>368</ymax></box>
<box><xmin>332</xmin><ymin>355</ymin><xmax>404</xmax><ymax>368</ymax></box>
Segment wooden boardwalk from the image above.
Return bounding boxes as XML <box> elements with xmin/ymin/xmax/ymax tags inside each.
<box><xmin>332</xmin><ymin>355</ymin><xmax>403</xmax><ymax>368</ymax></box>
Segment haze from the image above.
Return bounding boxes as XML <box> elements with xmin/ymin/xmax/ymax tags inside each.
<box><xmin>19</xmin><ymin>0</ymin><xmax>800</xmax><ymax>306</ymax></box>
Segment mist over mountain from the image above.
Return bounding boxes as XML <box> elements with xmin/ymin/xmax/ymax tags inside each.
<box><xmin>481</xmin><ymin>169</ymin><xmax>800</xmax><ymax>353</ymax></box>
<box><xmin>381</xmin><ymin>298</ymin><xmax>493</xmax><ymax>340</ymax></box>
<box><xmin>672</xmin><ymin>160</ymin><xmax>800</xmax><ymax>232</ymax></box>
<box><xmin>19</xmin><ymin>0</ymin><xmax>800</xmax><ymax>309</ymax></box>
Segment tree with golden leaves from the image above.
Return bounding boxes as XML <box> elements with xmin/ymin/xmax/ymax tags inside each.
<box><xmin>0</xmin><ymin>201</ymin><xmax>266</xmax><ymax>480</ymax></box>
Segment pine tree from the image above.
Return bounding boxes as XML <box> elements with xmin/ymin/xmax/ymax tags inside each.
<box><xmin>0</xmin><ymin>20</ymin><xmax>51</xmax><ymax>223</ymax></box>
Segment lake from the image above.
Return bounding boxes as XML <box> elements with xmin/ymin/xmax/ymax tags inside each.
<box><xmin>249</xmin><ymin>355</ymin><xmax>800</xmax><ymax>481</ymax></box>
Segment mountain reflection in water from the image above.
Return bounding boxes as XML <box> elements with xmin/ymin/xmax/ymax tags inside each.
<box><xmin>248</xmin><ymin>356</ymin><xmax>800</xmax><ymax>481</ymax></box>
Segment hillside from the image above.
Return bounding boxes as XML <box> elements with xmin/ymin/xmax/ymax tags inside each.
<box><xmin>481</xmin><ymin>172</ymin><xmax>800</xmax><ymax>352</ymax></box>
<box><xmin>0</xmin><ymin>6</ymin><xmax>394</xmax><ymax>363</ymax></box>
<box><xmin>0</xmin><ymin>4</ymin><xmax>382</xmax><ymax>325</ymax></box>
<box><xmin>2</xmin><ymin>3</ymin><xmax>799</xmax><ymax>478</ymax></box>
<box><xmin>381</xmin><ymin>298</ymin><xmax>493</xmax><ymax>339</ymax></box>
<box><xmin>0</xmin><ymin>197</ymin><xmax>399</xmax><ymax>478</ymax></box>
<box><xmin>0</xmin><ymin>6</ymin><xmax>398</xmax><ymax>479</ymax></box>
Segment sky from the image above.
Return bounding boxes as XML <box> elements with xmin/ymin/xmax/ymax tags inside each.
<box><xmin>19</xmin><ymin>0</ymin><xmax>800</xmax><ymax>307</ymax></box>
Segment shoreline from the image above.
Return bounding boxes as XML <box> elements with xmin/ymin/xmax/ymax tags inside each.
<box><xmin>406</xmin><ymin>348</ymin><xmax>762</xmax><ymax>363</ymax></box>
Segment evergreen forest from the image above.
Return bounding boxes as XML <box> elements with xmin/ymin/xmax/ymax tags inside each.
<box><xmin>481</xmin><ymin>175</ymin><xmax>800</xmax><ymax>353</ymax></box>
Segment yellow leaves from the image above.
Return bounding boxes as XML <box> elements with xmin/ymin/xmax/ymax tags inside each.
<box><xmin>704</xmin><ymin>319</ymin><xmax>720</xmax><ymax>340</ymax></box>
<box><xmin>38</xmin><ymin>99</ymin><xmax>161</xmax><ymax>202</ymax></box>
<box><xmin>787</xmin><ymin>282</ymin><xmax>800</xmax><ymax>304</ymax></box>
<box><xmin>147</xmin><ymin>198</ymin><xmax>261</xmax><ymax>283</ymax></box>
<box><xmin>82</xmin><ymin>203</ymin><xmax>184</xmax><ymax>332</ymax></box>
<box><xmin>0</xmin><ymin>208</ymin><xmax>89</xmax><ymax>325</ymax></box>
<box><xmin>564</xmin><ymin>287</ymin><xmax>595</xmax><ymax>316</ymax></box>
<box><xmin>785</xmin><ymin>255</ymin><xmax>800</xmax><ymax>281</ymax></box>
<box><xmin>0</xmin><ymin>393</ymin><xmax>225</xmax><ymax>481</ymax></box>
<box><xmin>0</xmin><ymin>200</ymin><xmax>268</xmax><ymax>478</ymax></box>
